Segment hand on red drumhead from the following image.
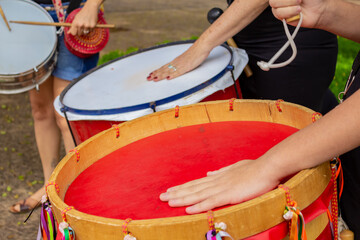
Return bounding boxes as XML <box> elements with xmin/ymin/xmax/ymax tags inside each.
<box><xmin>147</xmin><ymin>42</ymin><xmax>211</xmax><ymax>82</ymax></box>
<box><xmin>269</xmin><ymin>0</ymin><xmax>326</xmax><ymax>28</ymax></box>
<box><xmin>68</xmin><ymin>2</ymin><xmax>99</xmax><ymax>36</ymax></box>
<box><xmin>159</xmin><ymin>159</ymin><xmax>280</xmax><ymax>214</ymax></box>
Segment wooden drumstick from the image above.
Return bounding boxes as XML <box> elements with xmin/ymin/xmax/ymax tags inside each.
<box><xmin>9</xmin><ymin>20</ymin><xmax>115</xmax><ymax>29</ymax></box>
<box><xmin>340</xmin><ymin>229</ymin><xmax>354</xmax><ymax>240</ymax></box>
<box><xmin>0</xmin><ymin>5</ymin><xmax>11</xmax><ymax>31</ymax></box>
<box><xmin>286</xmin><ymin>14</ymin><xmax>301</xmax><ymax>23</ymax></box>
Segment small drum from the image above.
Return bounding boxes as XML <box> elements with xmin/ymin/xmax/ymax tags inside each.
<box><xmin>48</xmin><ymin>100</ymin><xmax>335</xmax><ymax>240</ymax></box>
<box><xmin>54</xmin><ymin>41</ymin><xmax>248</xmax><ymax>144</ymax></box>
<box><xmin>0</xmin><ymin>0</ymin><xmax>57</xmax><ymax>94</ymax></box>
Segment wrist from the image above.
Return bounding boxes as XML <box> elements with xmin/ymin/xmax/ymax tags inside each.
<box><xmin>191</xmin><ymin>37</ymin><xmax>213</xmax><ymax>56</ymax></box>
<box><xmin>84</xmin><ymin>0</ymin><xmax>103</xmax><ymax>10</ymax></box>
<box><xmin>256</xmin><ymin>151</ymin><xmax>297</xmax><ymax>184</ymax></box>
<box><xmin>317</xmin><ymin>0</ymin><xmax>347</xmax><ymax>31</ymax></box>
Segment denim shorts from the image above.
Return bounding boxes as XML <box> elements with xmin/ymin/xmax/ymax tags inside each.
<box><xmin>39</xmin><ymin>1</ymin><xmax>99</xmax><ymax>81</ymax></box>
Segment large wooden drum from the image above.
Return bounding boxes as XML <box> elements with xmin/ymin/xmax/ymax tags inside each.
<box><xmin>47</xmin><ymin>100</ymin><xmax>334</xmax><ymax>239</ymax></box>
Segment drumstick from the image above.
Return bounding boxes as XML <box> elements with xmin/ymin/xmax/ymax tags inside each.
<box><xmin>9</xmin><ymin>20</ymin><xmax>115</xmax><ymax>29</ymax></box>
<box><xmin>340</xmin><ymin>229</ymin><xmax>354</xmax><ymax>240</ymax></box>
<box><xmin>0</xmin><ymin>5</ymin><xmax>11</xmax><ymax>31</ymax></box>
<box><xmin>286</xmin><ymin>14</ymin><xmax>301</xmax><ymax>23</ymax></box>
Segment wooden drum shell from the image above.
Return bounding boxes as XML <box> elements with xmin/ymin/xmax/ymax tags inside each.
<box><xmin>48</xmin><ymin>99</ymin><xmax>332</xmax><ymax>239</ymax></box>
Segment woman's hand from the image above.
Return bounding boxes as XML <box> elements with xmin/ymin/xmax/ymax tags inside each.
<box><xmin>68</xmin><ymin>1</ymin><xmax>100</xmax><ymax>36</ymax></box>
<box><xmin>147</xmin><ymin>41</ymin><xmax>212</xmax><ymax>82</ymax></box>
<box><xmin>270</xmin><ymin>0</ymin><xmax>327</xmax><ymax>28</ymax></box>
<box><xmin>159</xmin><ymin>159</ymin><xmax>280</xmax><ymax>214</ymax></box>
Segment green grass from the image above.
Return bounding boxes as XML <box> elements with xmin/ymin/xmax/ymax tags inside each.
<box><xmin>98</xmin><ymin>36</ymin><xmax>199</xmax><ymax>66</ymax></box>
<box><xmin>98</xmin><ymin>36</ymin><xmax>360</xmax><ymax>99</ymax></box>
<box><xmin>97</xmin><ymin>47</ymin><xmax>139</xmax><ymax>66</ymax></box>
<box><xmin>330</xmin><ymin>37</ymin><xmax>360</xmax><ymax>98</ymax></box>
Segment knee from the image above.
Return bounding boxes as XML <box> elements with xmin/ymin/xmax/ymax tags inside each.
<box><xmin>30</xmin><ymin>102</ymin><xmax>54</xmax><ymax>122</ymax></box>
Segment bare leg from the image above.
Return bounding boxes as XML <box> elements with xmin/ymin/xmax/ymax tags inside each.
<box><xmin>53</xmin><ymin>76</ymin><xmax>75</xmax><ymax>152</ymax></box>
<box><xmin>30</xmin><ymin>77</ymin><xmax>62</xmax><ymax>197</ymax></box>
<box><xmin>10</xmin><ymin>77</ymin><xmax>61</xmax><ymax>213</ymax></box>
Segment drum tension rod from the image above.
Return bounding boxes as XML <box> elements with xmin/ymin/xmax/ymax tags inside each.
<box><xmin>227</xmin><ymin>65</ymin><xmax>241</xmax><ymax>99</ymax></box>
<box><xmin>62</xmin><ymin>108</ymin><xmax>78</xmax><ymax>147</ymax></box>
<box><xmin>150</xmin><ymin>102</ymin><xmax>156</xmax><ymax>112</ymax></box>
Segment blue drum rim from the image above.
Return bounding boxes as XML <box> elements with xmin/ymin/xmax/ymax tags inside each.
<box><xmin>59</xmin><ymin>40</ymin><xmax>234</xmax><ymax>115</ymax></box>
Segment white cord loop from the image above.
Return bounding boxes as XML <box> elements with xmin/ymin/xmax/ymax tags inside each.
<box><xmin>257</xmin><ymin>13</ymin><xmax>303</xmax><ymax>71</ymax></box>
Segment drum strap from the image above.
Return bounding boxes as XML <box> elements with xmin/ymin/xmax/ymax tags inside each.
<box><xmin>51</xmin><ymin>0</ymin><xmax>65</xmax><ymax>23</ymax></box>
<box><xmin>340</xmin><ymin>50</ymin><xmax>360</xmax><ymax>102</ymax></box>
<box><xmin>50</xmin><ymin>0</ymin><xmax>82</xmax><ymax>23</ymax></box>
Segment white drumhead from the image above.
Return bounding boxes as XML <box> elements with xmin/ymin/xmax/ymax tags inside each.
<box><xmin>62</xmin><ymin>43</ymin><xmax>232</xmax><ymax>111</ymax></box>
<box><xmin>0</xmin><ymin>0</ymin><xmax>57</xmax><ymax>75</ymax></box>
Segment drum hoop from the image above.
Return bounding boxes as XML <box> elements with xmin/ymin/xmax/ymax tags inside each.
<box><xmin>59</xmin><ymin>40</ymin><xmax>234</xmax><ymax>115</ymax></box>
<box><xmin>0</xmin><ymin>47</ymin><xmax>57</xmax><ymax>81</ymax></box>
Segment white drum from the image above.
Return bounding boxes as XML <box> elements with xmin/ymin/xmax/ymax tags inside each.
<box><xmin>0</xmin><ymin>0</ymin><xmax>57</xmax><ymax>94</ymax></box>
<box><xmin>54</xmin><ymin>41</ymin><xmax>248</xmax><ymax>144</ymax></box>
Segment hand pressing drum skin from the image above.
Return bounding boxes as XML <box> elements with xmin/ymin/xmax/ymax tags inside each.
<box><xmin>146</xmin><ymin>0</ymin><xmax>268</xmax><ymax>82</ymax></box>
<box><xmin>146</xmin><ymin>41</ymin><xmax>212</xmax><ymax>81</ymax></box>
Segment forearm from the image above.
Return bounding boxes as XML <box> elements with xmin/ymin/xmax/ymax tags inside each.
<box><xmin>83</xmin><ymin>0</ymin><xmax>103</xmax><ymax>9</ymax></box>
<box><xmin>196</xmin><ymin>0</ymin><xmax>268</xmax><ymax>50</ymax></box>
<box><xmin>317</xmin><ymin>0</ymin><xmax>360</xmax><ymax>42</ymax></box>
<box><xmin>262</xmin><ymin>90</ymin><xmax>360</xmax><ymax>179</ymax></box>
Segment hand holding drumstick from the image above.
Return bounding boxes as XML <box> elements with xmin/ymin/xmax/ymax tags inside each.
<box><xmin>67</xmin><ymin>0</ymin><xmax>104</xmax><ymax>36</ymax></box>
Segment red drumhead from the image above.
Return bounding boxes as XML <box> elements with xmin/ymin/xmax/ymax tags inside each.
<box><xmin>65</xmin><ymin>121</ymin><xmax>298</xmax><ymax>219</ymax></box>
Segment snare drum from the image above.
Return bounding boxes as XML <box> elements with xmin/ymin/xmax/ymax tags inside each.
<box><xmin>0</xmin><ymin>0</ymin><xmax>57</xmax><ymax>94</ymax></box>
<box><xmin>54</xmin><ymin>41</ymin><xmax>248</xmax><ymax>144</ymax></box>
<box><xmin>48</xmin><ymin>100</ymin><xmax>335</xmax><ymax>240</ymax></box>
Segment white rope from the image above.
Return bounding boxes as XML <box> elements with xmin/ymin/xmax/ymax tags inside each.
<box><xmin>257</xmin><ymin>13</ymin><xmax>303</xmax><ymax>71</ymax></box>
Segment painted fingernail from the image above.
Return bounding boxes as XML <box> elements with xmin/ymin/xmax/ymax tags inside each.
<box><xmin>147</xmin><ymin>76</ymin><xmax>151</xmax><ymax>80</ymax></box>
<box><xmin>166</xmin><ymin>76</ymin><xmax>170</xmax><ymax>80</ymax></box>
<box><xmin>154</xmin><ymin>77</ymin><xmax>158</xmax><ymax>80</ymax></box>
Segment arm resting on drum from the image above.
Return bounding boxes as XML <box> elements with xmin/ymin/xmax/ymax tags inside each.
<box><xmin>147</xmin><ymin>0</ymin><xmax>268</xmax><ymax>81</ymax></box>
<box><xmin>68</xmin><ymin>0</ymin><xmax>104</xmax><ymax>36</ymax></box>
<box><xmin>160</xmin><ymin>89</ymin><xmax>360</xmax><ymax>214</ymax></box>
